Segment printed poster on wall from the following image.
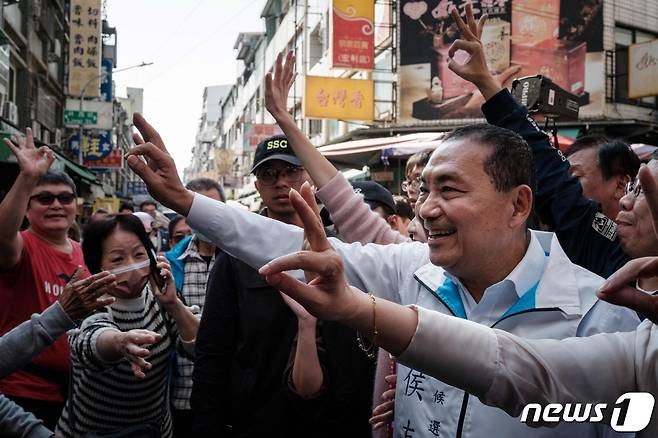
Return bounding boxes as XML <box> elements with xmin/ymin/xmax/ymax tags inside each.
<box><xmin>68</xmin><ymin>0</ymin><xmax>102</xmax><ymax>97</ymax></box>
<box><xmin>332</xmin><ymin>0</ymin><xmax>374</xmax><ymax>70</ymax></box>
<box><xmin>398</xmin><ymin>0</ymin><xmax>605</xmax><ymax>123</ymax></box>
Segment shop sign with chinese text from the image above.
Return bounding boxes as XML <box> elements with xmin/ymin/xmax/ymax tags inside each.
<box><xmin>68</xmin><ymin>0</ymin><xmax>102</xmax><ymax>97</ymax></box>
<box><xmin>304</xmin><ymin>76</ymin><xmax>374</xmax><ymax>121</ymax></box>
<box><xmin>243</xmin><ymin>123</ymin><xmax>283</xmax><ymax>152</ymax></box>
<box><xmin>629</xmin><ymin>38</ymin><xmax>658</xmax><ymax>98</ymax></box>
<box><xmin>332</xmin><ymin>0</ymin><xmax>374</xmax><ymax>70</ymax></box>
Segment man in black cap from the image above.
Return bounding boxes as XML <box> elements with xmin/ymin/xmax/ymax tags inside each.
<box><xmin>351</xmin><ymin>181</ymin><xmax>396</xmax><ymax>219</ymax></box>
<box><xmin>251</xmin><ymin>135</ymin><xmax>307</xmax><ymax>226</ymax></box>
<box><xmin>191</xmin><ymin>135</ymin><xmax>374</xmax><ymax>437</ymax></box>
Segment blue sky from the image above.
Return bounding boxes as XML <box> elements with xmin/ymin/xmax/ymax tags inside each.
<box><xmin>107</xmin><ymin>0</ymin><xmax>265</xmax><ymax>174</ymax></box>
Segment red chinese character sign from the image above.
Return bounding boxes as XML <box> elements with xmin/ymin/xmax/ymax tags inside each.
<box><xmin>332</xmin><ymin>0</ymin><xmax>374</xmax><ymax>70</ymax></box>
<box><xmin>68</xmin><ymin>0</ymin><xmax>102</xmax><ymax>97</ymax></box>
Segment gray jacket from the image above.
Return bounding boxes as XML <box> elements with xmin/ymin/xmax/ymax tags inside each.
<box><xmin>0</xmin><ymin>302</ymin><xmax>75</xmax><ymax>437</ymax></box>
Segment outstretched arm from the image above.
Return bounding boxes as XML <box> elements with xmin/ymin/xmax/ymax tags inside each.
<box><xmin>265</xmin><ymin>52</ymin><xmax>408</xmax><ymax>245</ymax></box>
<box><xmin>258</xmin><ymin>165</ymin><xmax>654</xmax><ymax>429</ymax></box>
<box><xmin>0</xmin><ymin>269</ymin><xmax>116</xmax><ymax>378</ymax></box>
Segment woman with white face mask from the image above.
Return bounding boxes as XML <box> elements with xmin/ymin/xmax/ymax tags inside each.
<box><xmin>55</xmin><ymin>214</ymin><xmax>199</xmax><ymax>438</ymax></box>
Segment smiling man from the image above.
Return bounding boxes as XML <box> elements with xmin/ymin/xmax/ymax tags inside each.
<box><xmin>126</xmin><ymin>103</ymin><xmax>640</xmax><ymax>437</ymax></box>
<box><xmin>0</xmin><ymin>129</ymin><xmax>88</xmax><ymax>428</ymax></box>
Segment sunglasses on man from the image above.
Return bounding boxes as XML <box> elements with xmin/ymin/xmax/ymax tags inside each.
<box><xmin>29</xmin><ymin>192</ymin><xmax>76</xmax><ymax>205</ymax></box>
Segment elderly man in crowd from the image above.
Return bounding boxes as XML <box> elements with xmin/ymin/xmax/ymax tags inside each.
<box><xmin>123</xmin><ymin>11</ymin><xmax>639</xmax><ymax>436</ymax></box>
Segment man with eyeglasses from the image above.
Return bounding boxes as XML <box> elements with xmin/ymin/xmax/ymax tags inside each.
<box><xmin>191</xmin><ymin>135</ymin><xmax>375</xmax><ymax>436</ymax></box>
<box><xmin>0</xmin><ymin>129</ymin><xmax>88</xmax><ymax>428</ymax></box>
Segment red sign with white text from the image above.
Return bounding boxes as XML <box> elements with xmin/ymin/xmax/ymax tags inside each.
<box><xmin>332</xmin><ymin>0</ymin><xmax>374</xmax><ymax>70</ymax></box>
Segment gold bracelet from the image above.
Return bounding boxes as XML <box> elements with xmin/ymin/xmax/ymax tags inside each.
<box><xmin>356</xmin><ymin>293</ymin><xmax>377</xmax><ymax>359</ymax></box>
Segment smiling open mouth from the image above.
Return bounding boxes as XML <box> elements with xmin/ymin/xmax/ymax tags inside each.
<box><xmin>428</xmin><ymin>229</ymin><xmax>456</xmax><ymax>239</ymax></box>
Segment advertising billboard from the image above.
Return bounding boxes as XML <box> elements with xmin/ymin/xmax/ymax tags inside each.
<box><xmin>399</xmin><ymin>0</ymin><xmax>605</xmax><ymax>123</ymax></box>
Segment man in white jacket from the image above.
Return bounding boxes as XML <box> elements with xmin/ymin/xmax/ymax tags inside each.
<box><xmin>126</xmin><ymin>114</ymin><xmax>640</xmax><ymax>438</ymax></box>
<box><xmin>124</xmin><ymin>12</ymin><xmax>639</xmax><ymax>435</ymax></box>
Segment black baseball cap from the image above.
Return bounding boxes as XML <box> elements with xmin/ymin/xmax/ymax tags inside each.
<box><xmin>352</xmin><ymin>181</ymin><xmax>396</xmax><ymax>216</ymax></box>
<box><xmin>251</xmin><ymin>135</ymin><xmax>301</xmax><ymax>173</ymax></box>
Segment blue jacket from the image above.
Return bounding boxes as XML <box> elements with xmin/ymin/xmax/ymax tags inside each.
<box><xmin>481</xmin><ymin>90</ymin><xmax>630</xmax><ymax>279</ymax></box>
<box><xmin>165</xmin><ymin>235</ymin><xmax>193</xmax><ymax>292</ymax></box>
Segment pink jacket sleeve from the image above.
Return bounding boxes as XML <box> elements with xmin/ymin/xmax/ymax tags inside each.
<box><xmin>315</xmin><ymin>172</ymin><xmax>409</xmax><ymax>245</ymax></box>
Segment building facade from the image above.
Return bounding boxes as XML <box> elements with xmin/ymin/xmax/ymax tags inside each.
<box><xmin>201</xmin><ymin>0</ymin><xmax>658</xmax><ymax>201</ymax></box>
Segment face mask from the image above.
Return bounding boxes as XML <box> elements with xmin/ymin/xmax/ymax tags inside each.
<box><xmin>110</xmin><ymin>259</ymin><xmax>151</xmax><ymax>296</ymax></box>
<box><xmin>193</xmin><ymin>229</ymin><xmax>212</xmax><ymax>243</ymax></box>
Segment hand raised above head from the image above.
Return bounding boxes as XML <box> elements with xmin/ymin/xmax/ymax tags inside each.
<box><xmin>2</xmin><ymin>128</ymin><xmax>54</xmax><ymax>181</ymax></box>
<box><xmin>447</xmin><ymin>4</ymin><xmax>502</xmax><ymax>100</ymax></box>
<box><xmin>125</xmin><ymin>113</ymin><xmax>193</xmax><ymax>216</ymax></box>
<box><xmin>265</xmin><ymin>51</ymin><xmax>296</xmax><ymax>119</ymax></box>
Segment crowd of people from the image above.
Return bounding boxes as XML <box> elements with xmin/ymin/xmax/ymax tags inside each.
<box><xmin>1</xmin><ymin>6</ymin><xmax>657</xmax><ymax>438</ymax></box>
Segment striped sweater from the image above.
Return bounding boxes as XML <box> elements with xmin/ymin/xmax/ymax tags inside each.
<box><xmin>56</xmin><ymin>285</ymin><xmax>179</xmax><ymax>438</ymax></box>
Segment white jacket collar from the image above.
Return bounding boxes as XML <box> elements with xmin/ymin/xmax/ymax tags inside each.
<box><xmin>414</xmin><ymin>230</ymin><xmax>600</xmax><ymax>317</ymax></box>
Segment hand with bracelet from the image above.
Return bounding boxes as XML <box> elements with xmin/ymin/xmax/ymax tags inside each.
<box><xmin>259</xmin><ymin>182</ymin><xmax>419</xmax><ymax>357</ymax></box>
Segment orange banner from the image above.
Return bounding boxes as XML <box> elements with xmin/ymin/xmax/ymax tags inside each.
<box><xmin>304</xmin><ymin>76</ymin><xmax>374</xmax><ymax>121</ymax></box>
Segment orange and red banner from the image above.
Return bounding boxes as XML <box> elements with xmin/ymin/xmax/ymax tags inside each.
<box><xmin>331</xmin><ymin>0</ymin><xmax>374</xmax><ymax>70</ymax></box>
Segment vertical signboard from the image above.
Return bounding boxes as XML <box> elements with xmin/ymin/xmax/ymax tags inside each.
<box><xmin>399</xmin><ymin>0</ymin><xmax>605</xmax><ymax>123</ymax></box>
<box><xmin>100</xmin><ymin>58</ymin><xmax>113</xmax><ymax>102</ymax></box>
<box><xmin>332</xmin><ymin>0</ymin><xmax>374</xmax><ymax>70</ymax></box>
<box><xmin>68</xmin><ymin>0</ymin><xmax>102</xmax><ymax>97</ymax></box>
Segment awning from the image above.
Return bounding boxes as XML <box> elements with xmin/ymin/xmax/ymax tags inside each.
<box><xmin>52</xmin><ymin>150</ymin><xmax>97</xmax><ymax>182</ymax></box>
<box><xmin>318</xmin><ymin>133</ymin><xmax>445</xmax><ymax>168</ymax></box>
<box><xmin>631</xmin><ymin>143</ymin><xmax>657</xmax><ymax>161</ymax></box>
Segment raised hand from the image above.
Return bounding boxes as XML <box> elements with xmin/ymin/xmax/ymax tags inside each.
<box><xmin>258</xmin><ymin>186</ymin><xmax>361</xmax><ymax>323</ymax></box>
<box><xmin>125</xmin><ymin>113</ymin><xmax>194</xmax><ymax>215</ymax></box>
<box><xmin>447</xmin><ymin>4</ymin><xmax>501</xmax><ymax>100</ymax></box>
<box><xmin>58</xmin><ymin>267</ymin><xmax>117</xmax><ymax>321</ymax></box>
<box><xmin>597</xmin><ymin>163</ymin><xmax>658</xmax><ymax>323</ymax></box>
<box><xmin>114</xmin><ymin>329</ymin><xmax>162</xmax><ymax>379</ymax></box>
<box><xmin>2</xmin><ymin>128</ymin><xmax>54</xmax><ymax>181</ymax></box>
<box><xmin>265</xmin><ymin>51</ymin><xmax>296</xmax><ymax>119</ymax></box>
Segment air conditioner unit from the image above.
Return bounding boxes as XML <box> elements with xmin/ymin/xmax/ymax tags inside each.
<box><xmin>3</xmin><ymin>101</ymin><xmax>18</xmax><ymax>125</ymax></box>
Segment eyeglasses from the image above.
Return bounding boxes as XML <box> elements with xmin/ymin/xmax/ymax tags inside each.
<box><xmin>255</xmin><ymin>166</ymin><xmax>304</xmax><ymax>186</ymax></box>
<box><xmin>29</xmin><ymin>192</ymin><xmax>76</xmax><ymax>205</ymax></box>
<box><xmin>624</xmin><ymin>176</ymin><xmax>643</xmax><ymax>198</ymax></box>
<box><xmin>402</xmin><ymin>177</ymin><xmax>422</xmax><ymax>193</ymax></box>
